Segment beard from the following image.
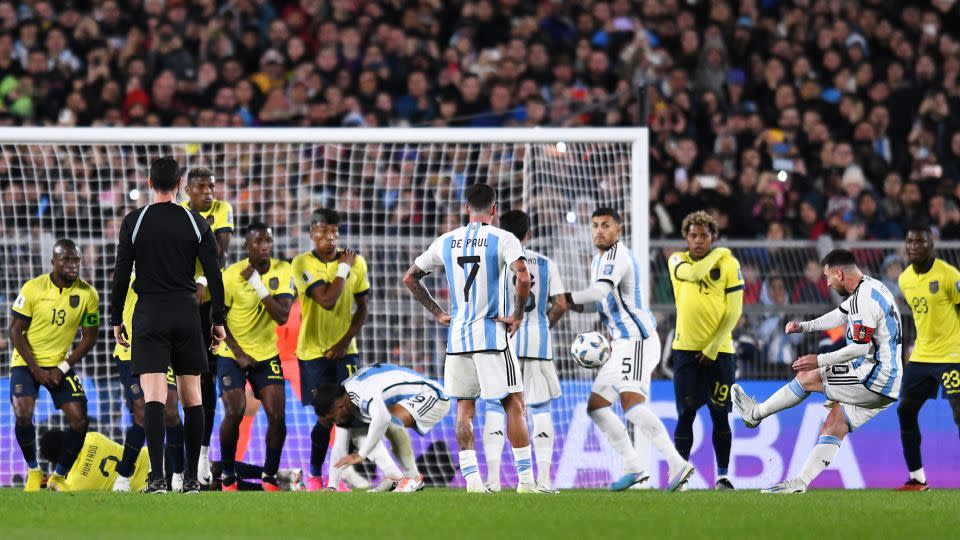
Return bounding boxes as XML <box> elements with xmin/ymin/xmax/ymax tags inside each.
<box><xmin>834</xmin><ymin>285</ymin><xmax>851</xmax><ymax>298</ymax></box>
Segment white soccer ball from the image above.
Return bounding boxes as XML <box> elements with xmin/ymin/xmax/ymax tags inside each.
<box><xmin>570</xmin><ymin>331</ymin><xmax>610</xmax><ymax>369</ymax></box>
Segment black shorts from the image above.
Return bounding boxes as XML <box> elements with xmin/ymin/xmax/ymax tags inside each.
<box><xmin>901</xmin><ymin>361</ymin><xmax>960</xmax><ymax>401</ymax></box>
<box><xmin>299</xmin><ymin>355</ymin><xmax>359</xmax><ymax>406</ymax></box>
<box><xmin>672</xmin><ymin>350</ymin><xmax>736</xmax><ymax>412</ymax></box>
<box><xmin>132</xmin><ymin>294</ymin><xmax>207</xmax><ymax>376</ymax></box>
<box><xmin>116</xmin><ymin>358</ymin><xmax>177</xmax><ymax>409</ymax></box>
<box><xmin>9</xmin><ymin>366</ymin><xmax>86</xmax><ymax>409</ymax></box>
<box><xmin>217</xmin><ymin>355</ymin><xmax>285</xmax><ymax>399</ymax></box>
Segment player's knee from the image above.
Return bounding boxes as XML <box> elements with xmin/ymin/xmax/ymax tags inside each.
<box><xmin>266</xmin><ymin>407</ymin><xmax>285</xmax><ymax>426</ymax></box>
<box><xmin>502</xmin><ymin>393</ymin><xmax>526</xmax><ymax>416</ymax></box>
<box><xmin>896</xmin><ymin>399</ymin><xmax>920</xmax><ymax>419</ymax></box>
<box><xmin>821</xmin><ymin>408</ymin><xmax>849</xmax><ymax>438</ymax></box>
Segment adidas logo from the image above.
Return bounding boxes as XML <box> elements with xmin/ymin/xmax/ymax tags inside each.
<box><xmin>490</xmin><ymin>430</ymin><xmax>504</xmax><ymax>436</ymax></box>
<box><xmin>535</xmin><ymin>432</ymin><xmax>550</xmax><ymax>439</ymax></box>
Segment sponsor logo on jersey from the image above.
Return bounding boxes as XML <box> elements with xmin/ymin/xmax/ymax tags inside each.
<box><xmin>269</xmin><ymin>277</ymin><xmax>279</xmax><ymax>290</ymax></box>
<box><xmin>930</xmin><ymin>281</ymin><xmax>939</xmax><ymax>293</ymax></box>
<box><xmin>69</xmin><ymin>295</ymin><xmax>80</xmax><ymax>308</ymax></box>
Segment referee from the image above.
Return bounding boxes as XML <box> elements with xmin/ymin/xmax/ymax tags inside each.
<box><xmin>111</xmin><ymin>157</ymin><xmax>226</xmax><ymax>494</ymax></box>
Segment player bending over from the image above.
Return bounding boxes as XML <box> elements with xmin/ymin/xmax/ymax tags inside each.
<box><xmin>564</xmin><ymin>208</ymin><xmax>694</xmax><ymax>492</ymax></box>
<box><xmin>315</xmin><ymin>363</ymin><xmax>451</xmax><ymax>492</ymax></box>
<box><xmin>483</xmin><ymin>210</ymin><xmax>568</xmax><ymax>492</ymax></box>
<box><xmin>733</xmin><ymin>249</ymin><xmax>903</xmax><ymax>493</ymax></box>
<box><xmin>10</xmin><ymin>239</ymin><xmax>99</xmax><ymax>492</ymax></box>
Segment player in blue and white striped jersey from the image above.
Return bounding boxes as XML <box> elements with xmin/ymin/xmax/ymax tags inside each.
<box><xmin>565</xmin><ymin>207</ymin><xmax>694</xmax><ymax>492</ymax></box>
<box><xmin>733</xmin><ymin>249</ymin><xmax>903</xmax><ymax>494</ymax></box>
<box><xmin>483</xmin><ymin>210</ymin><xmax>568</xmax><ymax>492</ymax></box>
<box><xmin>314</xmin><ymin>363</ymin><xmax>450</xmax><ymax>493</ymax></box>
<box><xmin>404</xmin><ymin>184</ymin><xmax>549</xmax><ymax>494</ymax></box>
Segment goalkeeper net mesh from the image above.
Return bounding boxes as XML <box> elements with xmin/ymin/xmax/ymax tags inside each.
<box><xmin>0</xmin><ymin>132</ymin><xmax>646</xmax><ymax>488</ymax></box>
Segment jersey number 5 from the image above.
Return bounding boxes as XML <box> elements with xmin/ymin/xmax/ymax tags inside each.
<box><xmin>457</xmin><ymin>256</ymin><xmax>481</xmax><ymax>302</ymax></box>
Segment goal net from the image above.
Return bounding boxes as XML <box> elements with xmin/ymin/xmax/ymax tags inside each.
<box><xmin>0</xmin><ymin>127</ymin><xmax>649</xmax><ymax>489</ymax></box>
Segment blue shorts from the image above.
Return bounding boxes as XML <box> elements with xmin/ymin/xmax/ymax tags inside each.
<box><xmin>217</xmin><ymin>356</ymin><xmax>285</xmax><ymax>399</ymax></box>
<box><xmin>10</xmin><ymin>366</ymin><xmax>86</xmax><ymax>409</ymax></box>
<box><xmin>298</xmin><ymin>355</ymin><xmax>359</xmax><ymax>406</ymax></box>
<box><xmin>672</xmin><ymin>350</ymin><xmax>736</xmax><ymax>412</ymax></box>
<box><xmin>116</xmin><ymin>357</ymin><xmax>177</xmax><ymax>409</ymax></box>
<box><xmin>901</xmin><ymin>361</ymin><xmax>960</xmax><ymax>401</ymax></box>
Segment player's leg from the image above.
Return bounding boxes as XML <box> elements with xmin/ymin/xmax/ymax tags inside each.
<box><xmin>175</xmin><ymin>373</ymin><xmax>204</xmax><ymax>492</ymax></box>
<box><xmin>170</xmin><ymin>304</ymin><xmax>209</xmax><ymax>493</ymax></box>
<box><xmin>198</xmin><ymin>301</ymin><xmax>217</xmax><ymax>485</ymax></box>
<box><xmin>163</xmin><ymin>377</ymin><xmax>185</xmax><ymax>491</ymax></box>
<box><xmin>619</xmin><ymin>336</ymin><xmax>692</xmax><ymax>492</ymax></box>
<box><xmin>385</xmin><ymin>423</ymin><xmax>419</xmax><ymax>479</ymax></box>
<box><xmin>481</xmin><ymin>399</ymin><xmax>505</xmax><ymax>491</ymax></box>
<box><xmin>298</xmin><ymin>359</ymin><xmax>326</xmax><ymax>490</ymax></box>
<box><xmin>254</xmin><ymin>358</ymin><xmax>287</xmax><ymax>491</ymax></box>
<box><xmin>49</xmin><ymin>369</ymin><xmax>89</xmax><ymax>490</ymax></box>
<box><xmin>671</xmin><ymin>350</ymin><xmax>701</xmax><ymax>460</ymax></box>
<box><xmin>133</xmin><ymin>302</ymin><xmax>177</xmax><ymax>492</ymax></box>
<box><xmin>10</xmin><ymin>367</ymin><xmax>42</xmax><ymax>491</ymax></box>
<box><xmin>706</xmin><ymin>353</ymin><xmax>735</xmax><ymax>489</ymax></box>
<box><xmin>734</xmin><ymin>366</ymin><xmax>822</xmax><ymax>427</ymax></box>
<box><xmin>587</xmin><ymin>353</ymin><xmax>647</xmax><ymax>490</ymax></box>
<box><xmin>216</xmin><ymin>356</ymin><xmax>247</xmax><ymax>491</ymax></box>
<box><xmin>389</xmin><ymin>391</ymin><xmax>451</xmax><ymax>492</ymax></box>
<box><xmin>114</xmin><ymin>359</ymin><xmax>146</xmax><ymax>491</ymax></box>
<box><xmin>895</xmin><ymin>362</ymin><xmax>936</xmax><ymax>489</ymax></box>
<box><xmin>524</xmin><ymin>360</ymin><xmax>561</xmax><ymax>489</ymax></box>
<box><xmin>488</xmin><ymin>349</ymin><xmax>540</xmax><ymax>491</ymax></box>
<box><xmin>443</xmin><ymin>353</ymin><xmax>485</xmax><ymax>491</ymax></box>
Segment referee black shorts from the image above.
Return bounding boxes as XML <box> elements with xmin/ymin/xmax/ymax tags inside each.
<box><xmin>132</xmin><ymin>293</ymin><xmax>208</xmax><ymax>376</ymax></box>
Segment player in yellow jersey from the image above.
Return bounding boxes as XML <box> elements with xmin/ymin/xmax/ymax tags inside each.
<box><xmin>667</xmin><ymin>211</ymin><xmax>743</xmax><ymax>490</ymax></box>
<box><xmin>216</xmin><ymin>222</ymin><xmax>294</xmax><ymax>491</ymax></box>
<box><xmin>9</xmin><ymin>239</ymin><xmax>99</xmax><ymax>492</ymax></box>
<box><xmin>181</xmin><ymin>167</ymin><xmax>235</xmax><ymax>483</ymax></box>
<box><xmin>111</xmin><ymin>276</ymin><xmax>186</xmax><ymax>492</ymax></box>
<box><xmin>291</xmin><ymin>208</ymin><xmax>370</xmax><ymax>491</ymax></box>
<box><xmin>896</xmin><ymin>225</ymin><xmax>960</xmax><ymax>491</ymax></box>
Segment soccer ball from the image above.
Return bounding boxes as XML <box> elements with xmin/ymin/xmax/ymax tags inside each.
<box><xmin>570</xmin><ymin>332</ymin><xmax>610</xmax><ymax>369</ymax></box>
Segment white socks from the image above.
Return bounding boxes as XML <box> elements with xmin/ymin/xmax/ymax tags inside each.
<box><xmin>512</xmin><ymin>445</ymin><xmax>535</xmax><ymax>485</ymax></box>
<box><xmin>385</xmin><ymin>423</ymin><xmax>419</xmax><ymax>478</ymax></box>
<box><xmin>482</xmin><ymin>408</ymin><xmax>505</xmax><ymax>486</ymax></box>
<box><xmin>759</xmin><ymin>378</ymin><xmax>809</xmax><ymax>419</ymax></box>
<box><xmin>624</xmin><ymin>404</ymin><xmax>686</xmax><ymax>472</ymax></box>
<box><xmin>910</xmin><ymin>468</ymin><xmax>927</xmax><ymax>484</ymax></box>
<box><xmin>459</xmin><ymin>449</ymin><xmax>481</xmax><ymax>484</ymax></box>
<box><xmin>588</xmin><ymin>407</ymin><xmax>645</xmax><ymax>473</ymax></box>
<box><xmin>367</xmin><ymin>440</ymin><xmax>403</xmax><ymax>480</ymax></box>
<box><xmin>531</xmin><ymin>410</ymin><xmax>555</xmax><ymax>486</ymax></box>
<box><xmin>798</xmin><ymin>435</ymin><xmax>842</xmax><ymax>485</ymax></box>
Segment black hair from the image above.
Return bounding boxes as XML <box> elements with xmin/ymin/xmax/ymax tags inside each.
<box><xmin>905</xmin><ymin>221</ymin><xmax>933</xmax><ymax>237</ymax></box>
<box><xmin>38</xmin><ymin>429</ymin><xmax>64</xmax><ymax>463</ymax></box>
<box><xmin>244</xmin><ymin>221</ymin><xmax>271</xmax><ymax>237</ymax></box>
<box><xmin>310</xmin><ymin>208</ymin><xmax>341</xmax><ymax>227</ymax></box>
<box><xmin>820</xmin><ymin>248</ymin><xmax>858</xmax><ymax>268</ymax></box>
<box><xmin>53</xmin><ymin>238</ymin><xmax>78</xmax><ymax>254</ymax></box>
<box><xmin>499</xmin><ymin>209</ymin><xmax>530</xmax><ymax>241</ymax></box>
<box><xmin>187</xmin><ymin>167</ymin><xmax>214</xmax><ymax>182</ymax></box>
<box><xmin>312</xmin><ymin>383</ymin><xmax>348</xmax><ymax>417</ymax></box>
<box><xmin>591</xmin><ymin>207</ymin><xmax>622</xmax><ymax>223</ymax></box>
<box><xmin>149</xmin><ymin>156</ymin><xmax>181</xmax><ymax>192</ymax></box>
<box><xmin>465</xmin><ymin>183</ymin><xmax>496</xmax><ymax>212</ymax></box>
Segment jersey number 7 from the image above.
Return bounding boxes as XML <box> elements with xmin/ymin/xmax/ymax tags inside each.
<box><xmin>457</xmin><ymin>256</ymin><xmax>481</xmax><ymax>302</ymax></box>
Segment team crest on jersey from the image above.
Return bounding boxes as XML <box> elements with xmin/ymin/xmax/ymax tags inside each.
<box><xmin>69</xmin><ymin>295</ymin><xmax>80</xmax><ymax>308</ymax></box>
<box><xmin>603</xmin><ymin>264</ymin><xmax>615</xmax><ymax>276</ymax></box>
<box><xmin>131</xmin><ymin>383</ymin><xmax>141</xmax><ymax>394</ymax></box>
<box><xmin>929</xmin><ymin>281</ymin><xmax>939</xmax><ymax>293</ymax></box>
<box><xmin>269</xmin><ymin>277</ymin><xmax>279</xmax><ymax>290</ymax></box>
<box><xmin>710</xmin><ymin>268</ymin><xmax>721</xmax><ymax>281</ymax></box>
<box><xmin>222</xmin><ymin>376</ymin><xmax>232</xmax><ymax>387</ymax></box>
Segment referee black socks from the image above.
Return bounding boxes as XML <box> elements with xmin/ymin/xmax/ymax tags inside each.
<box><xmin>183</xmin><ymin>405</ymin><xmax>204</xmax><ymax>481</ymax></box>
<box><xmin>144</xmin><ymin>401</ymin><xmax>166</xmax><ymax>477</ymax></box>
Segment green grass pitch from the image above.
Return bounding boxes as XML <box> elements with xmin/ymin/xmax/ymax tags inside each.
<box><xmin>1</xmin><ymin>489</ymin><xmax>956</xmax><ymax>539</ymax></box>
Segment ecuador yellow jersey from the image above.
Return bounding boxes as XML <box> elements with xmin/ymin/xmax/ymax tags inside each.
<box><xmin>180</xmin><ymin>198</ymin><xmax>234</xmax><ymax>234</ymax></box>
<box><xmin>291</xmin><ymin>251</ymin><xmax>370</xmax><ymax>360</ymax></box>
<box><xmin>216</xmin><ymin>258</ymin><xmax>296</xmax><ymax>362</ymax></box>
<box><xmin>64</xmin><ymin>432</ymin><xmax>148</xmax><ymax>492</ymax></box>
<box><xmin>10</xmin><ymin>274</ymin><xmax>99</xmax><ymax>368</ymax></box>
<box><xmin>668</xmin><ymin>250</ymin><xmax>743</xmax><ymax>353</ymax></box>
<box><xmin>113</xmin><ymin>277</ymin><xmax>137</xmax><ymax>361</ymax></box>
<box><xmin>898</xmin><ymin>258</ymin><xmax>960</xmax><ymax>363</ymax></box>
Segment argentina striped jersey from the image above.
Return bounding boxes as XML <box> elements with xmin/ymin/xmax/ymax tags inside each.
<box><xmin>590</xmin><ymin>241</ymin><xmax>656</xmax><ymax>341</ymax></box>
<box><xmin>502</xmin><ymin>249</ymin><xmax>565</xmax><ymax>360</ymax></box>
<box><xmin>841</xmin><ymin>276</ymin><xmax>903</xmax><ymax>399</ymax></box>
<box><xmin>343</xmin><ymin>363</ymin><xmax>446</xmax><ymax>424</ymax></box>
<box><xmin>414</xmin><ymin>222</ymin><xmax>526</xmax><ymax>354</ymax></box>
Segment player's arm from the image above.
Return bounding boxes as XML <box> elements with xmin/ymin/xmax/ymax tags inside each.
<box><xmin>198</xmin><ymin>225</ymin><xmax>226</xmax><ymax>326</ymax></box>
<box><xmin>670</xmin><ymin>247</ymin><xmax>731</xmax><ymax>282</ymax></box>
<box><xmin>326</xmin><ymin>295</ymin><xmax>368</xmax><ymax>360</ymax></box>
<box><xmin>222</xmin><ymin>324</ymin><xmax>256</xmax><ymax>369</ymax></box>
<box><xmin>61</xmin><ymin>294</ymin><xmax>100</xmax><ymax>377</ymax></box>
<box><xmin>702</xmin><ymin>290</ymin><xmax>743</xmax><ymax>360</ymax></box>
<box><xmin>243</xmin><ymin>267</ymin><xmax>293</xmax><ymax>325</ymax></box>
<box><xmin>788</xmin><ymin>308</ymin><xmax>848</xmax><ymax>333</ymax></box>
<box><xmin>215</xmin><ymin>230</ymin><xmax>232</xmax><ymax>267</ymax></box>
<box><xmin>8</xmin><ymin>316</ymin><xmax>52</xmax><ymax>386</ymax></box>
<box><xmin>547</xmin><ymin>294</ymin><xmax>569</xmax><ymax>328</ymax></box>
<box><xmin>509</xmin><ymin>258</ymin><xmax>531</xmax><ymax>319</ymax></box>
<box><xmin>308</xmin><ymin>249</ymin><xmax>357</xmax><ymax>310</ymax></box>
<box><xmin>110</xmin><ymin>217</ymin><xmax>135</xmax><ymax>328</ymax></box>
<box><xmin>354</xmin><ymin>397</ymin><xmax>391</xmax><ymax>462</ymax></box>
<box><xmin>402</xmin><ymin>263</ymin><xmax>449</xmax><ymax>324</ymax></box>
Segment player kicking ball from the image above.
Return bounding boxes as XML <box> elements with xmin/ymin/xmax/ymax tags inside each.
<box><xmin>313</xmin><ymin>363</ymin><xmax>450</xmax><ymax>493</ymax></box>
<box><xmin>733</xmin><ymin>249</ymin><xmax>903</xmax><ymax>493</ymax></box>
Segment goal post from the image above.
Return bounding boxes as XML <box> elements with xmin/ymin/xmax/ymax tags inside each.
<box><xmin>0</xmin><ymin>127</ymin><xmax>650</xmax><ymax>489</ymax></box>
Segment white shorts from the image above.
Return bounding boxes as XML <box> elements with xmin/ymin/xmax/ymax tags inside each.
<box><xmin>821</xmin><ymin>363</ymin><xmax>895</xmax><ymax>431</ymax></box>
<box><xmin>592</xmin><ymin>333</ymin><xmax>661</xmax><ymax>404</ymax></box>
<box><xmin>396</xmin><ymin>388</ymin><xmax>451</xmax><ymax>435</ymax></box>
<box><xmin>520</xmin><ymin>359</ymin><xmax>561</xmax><ymax>406</ymax></box>
<box><xmin>444</xmin><ymin>348</ymin><xmax>522</xmax><ymax>400</ymax></box>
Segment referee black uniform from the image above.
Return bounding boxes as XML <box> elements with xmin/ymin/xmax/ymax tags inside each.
<box><xmin>110</xmin><ymin>158</ymin><xmax>226</xmax><ymax>492</ymax></box>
